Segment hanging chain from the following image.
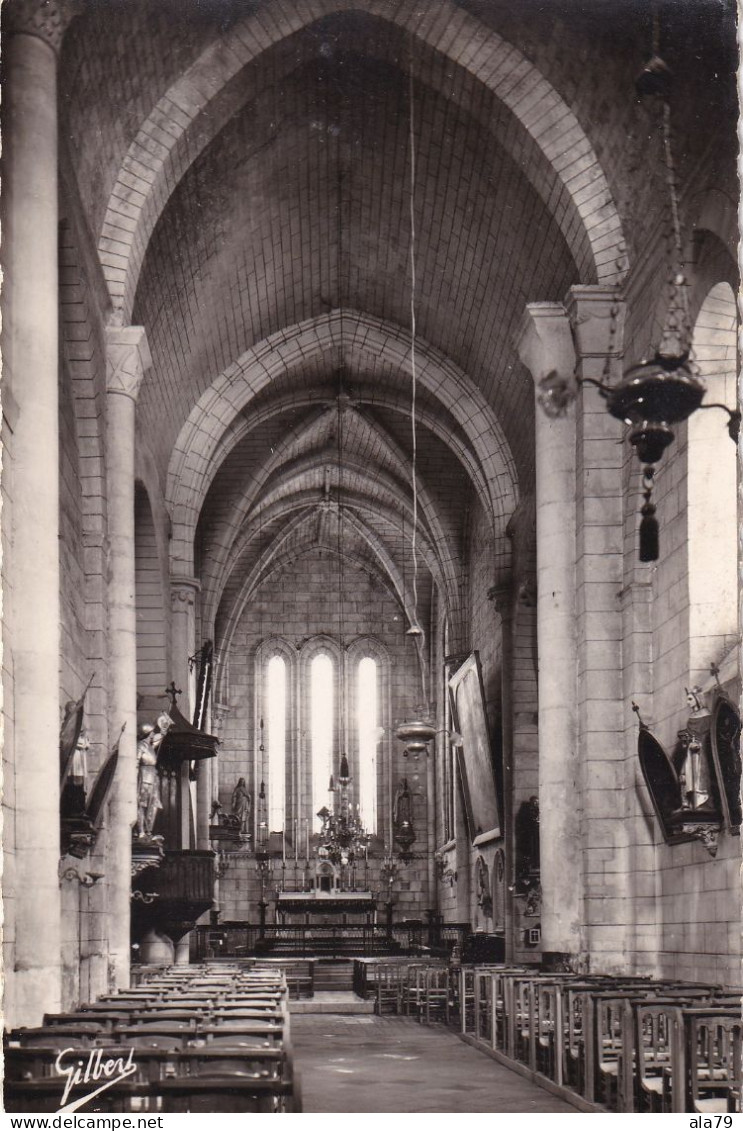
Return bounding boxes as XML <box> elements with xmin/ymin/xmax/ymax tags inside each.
<box><xmin>658</xmin><ymin>98</ymin><xmax>692</xmax><ymax>360</ymax></box>
<box><xmin>601</xmin><ymin>297</ymin><xmax>621</xmax><ymax>384</ymax></box>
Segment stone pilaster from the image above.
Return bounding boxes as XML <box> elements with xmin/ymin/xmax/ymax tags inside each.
<box><xmin>565</xmin><ymin>285</ymin><xmax>629</xmax><ymax>972</ymax></box>
<box><xmin>516</xmin><ymin>303</ymin><xmax>584</xmax><ymax>967</ymax></box>
<box><xmin>105</xmin><ymin>325</ymin><xmax>151</xmax><ymax>989</ymax></box>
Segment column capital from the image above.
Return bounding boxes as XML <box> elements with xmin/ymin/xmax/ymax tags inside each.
<box><xmin>105</xmin><ymin>326</ymin><xmax>151</xmax><ymax>401</ymax></box>
<box><xmin>212</xmin><ymin>702</ymin><xmax>231</xmax><ymax>731</ymax></box>
<box><xmin>516</xmin><ymin>302</ymin><xmax>577</xmax><ymax>416</ymax></box>
<box><xmin>564</xmin><ymin>285</ymin><xmax>626</xmax><ymax>360</ymax></box>
<box><xmin>516</xmin><ymin>303</ymin><xmax>576</xmax><ymax>385</ymax></box>
<box><xmin>170</xmin><ymin>575</ymin><xmax>201</xmax><ymax>610</ymax></box>
<box><xmin>487</xmin><ymin>583</ymin><xmax>513</xmax><ymax>619</ymax></box>
<box><xmin>5</xmin><ymin>0</ymin><xmax>80</xmax><ymax>53</ymax></box>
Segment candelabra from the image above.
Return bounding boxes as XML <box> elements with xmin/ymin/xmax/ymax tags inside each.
<box><xmin>379</xmin><ymin>847</ymin><xmax>399</xmax><ymax>891</ymax></box>
<box><xmin>316</xmin><ymin>754</ymin><xmax>370</xmax><ymax>867</ymax></box>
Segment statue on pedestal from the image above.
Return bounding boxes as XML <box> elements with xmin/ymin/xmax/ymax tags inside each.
<box><xmin>231</xmin><ymin>776</ymin><xmax>252</xmax><ymax>834</ymax></box>
<box><xmin>136</xmin><ymin>712</ymin><xmax>172</xmax><ymax>840</ymax></box>
<box><xmin>393</xmin><ymin>778</ymin><xmax>415</xmax><ymax>857</ymax></box>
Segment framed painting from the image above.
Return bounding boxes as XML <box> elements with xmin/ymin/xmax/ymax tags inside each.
<box><xmin>448</xmin><ymin>651</ymin><xmax>501</xmax><ymax>845</ymax></box>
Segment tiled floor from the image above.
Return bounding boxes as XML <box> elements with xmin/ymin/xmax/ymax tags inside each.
<box><xmin>291</xmin><ymin>1014</ymin><xmax>578</xmax><ymax>1113</ymax></box>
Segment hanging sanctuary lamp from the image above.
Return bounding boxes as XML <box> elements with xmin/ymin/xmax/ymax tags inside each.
<box><xmin>538</xmin><ymin>25</ymin><xmax>739</xmax><ymax>562</ymax></box>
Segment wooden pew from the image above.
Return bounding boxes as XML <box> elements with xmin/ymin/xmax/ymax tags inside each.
<box><xmin>6</xmin><ymin>960</ymin><xmax>300</xmax><ymax>1113</ymax></box>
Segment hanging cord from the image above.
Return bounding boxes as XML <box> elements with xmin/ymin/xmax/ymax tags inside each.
<box><xmin>336</xmin><ymin>385</ymin><xmax>345</xmax><ymax>761</ymax></box>
<box><xmin>652</xmin><ymin>3</ymin><xmax>660</xmax><ymax>56</ymax></box>
<box><xmin>336</xmin><ymin>165</ymin><xmax>346</xmax><ymax>765</ymax></box>
<box><xmin>408</xmin><ymin>43</ymin><xmax>420</xmax><ymax>633</ymax></box>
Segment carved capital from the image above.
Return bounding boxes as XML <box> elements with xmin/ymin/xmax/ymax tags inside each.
<box><xmin>487</xmin><ymin>584</ymin><xmax>512</xmax><ymax>619</ymax></box>
<box><xmin>212</xmin><ymin>702</ymin><xmax>231</xmax><ymax>731</ymax></box>
<box><xmin>170</xmin><ymin>576</ymin><xmax>200</xmax><ymax>611</ymax></box>
<box><xmin>516</xmin><ymin>302</ymin><xmax>577</xmax><ymax>418</ymax></box>
<box><xmin>105</xmin><ymin>326</ymin><xmax>151</xmax><ymax>401</ymax></box>
<box><xmin>5</xmin><ymin>0</ymin><xmax>80</xmax><ymax>52</ymax></box>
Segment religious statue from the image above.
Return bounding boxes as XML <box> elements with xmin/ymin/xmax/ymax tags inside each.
<box><xmin>393</xmin><ymin>778</ymin><xmax>412</xmax><ymax>827</ymax></box>
<box><xmin>136</xmin><ymin>712</ymin><xmax>172</xmax><ymax>840</ymax></box>
<box><xmin>59</xmin><ymin>674</ymin><xmax>94</xmax><ymax>784</ymax></box>
<box><xmin>65</xmin><ymin>726</ymin><xmax>90</xmax><ymax>815</ymax></box>
<box><xmin>515</xmin><ymin>795</ymin><xmax>540</xmax><ymax>894</ymax></box>
<box><xmin>677</xmin><ymin>687</ymin><xmax>714</xmax><ymax>811</ymax></box>
<box><xmin>393</xmin><ymin>778</ymin><xmax>415</xmax><ymax>856</ymax></box>
<box><xmin>231</xmin><ymin>777</ymin><xmax>251</xmax><ymax>834</ymax></box>
<box><xmin>476</xmin><ymin>854</ymin><xmax>492</xmax><ymax>916</ymax></box>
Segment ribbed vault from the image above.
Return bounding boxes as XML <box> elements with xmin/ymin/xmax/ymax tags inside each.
<box><xmin>59</xmin><ymin>0</ymin><xmax>629</xmax><ymax>678</ymax></box>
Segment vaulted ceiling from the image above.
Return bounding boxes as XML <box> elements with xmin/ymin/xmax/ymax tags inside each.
<box><xmin>64</xmin><ymin>0</ymin><xmax>731</xmax><ymax>651</ymax></box>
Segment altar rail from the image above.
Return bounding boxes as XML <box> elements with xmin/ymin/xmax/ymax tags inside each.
<box><xmin>193</xmin><ymin>922</ymin><xmax>469</xmax><ymax>959</ymax></box>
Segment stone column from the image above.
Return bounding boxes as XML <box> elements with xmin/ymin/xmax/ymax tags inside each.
<box><xmin>210</xmin><ymin>703</ymin><xmax>229</xmax><ymax>917</ymax></box>
<box><xmin>106</xmin><ymin>326</ymin><xmax>151</xmax><ymax>988</ymax></box>
<box><xmin>171</xmin><ymin>577</ymin><xmax>201</xmax><ymax>848</ymax></box>
<box><xmin>516</xmin><ymin>304</ymin><xmax>584</xmax><ymax>967</ymax></box>
<box><xmin>3</xmin><ymin>0</ymin><xmax>76</xmax><ymax>1026</ymax></box>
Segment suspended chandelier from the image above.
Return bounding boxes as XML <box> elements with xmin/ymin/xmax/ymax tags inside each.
<box><xmin>538</xmin><ymin>17</ymin><xmax>738</xmax><ymax>562</ymax></box>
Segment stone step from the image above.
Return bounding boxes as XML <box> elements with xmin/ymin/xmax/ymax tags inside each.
<box><xmin>315</xmin><ymin>967</ymin><xmax>353</xmax><ymax>980</ymax></box>
<box><xmin>313</xmin><ymin>960</ymin><xmax>355</xmax><ymax>992</ymax></box>
<box><xmin>291</xmin><ymin>991</ymin><xmax>375</xmax><ymax>1015</ymax></box>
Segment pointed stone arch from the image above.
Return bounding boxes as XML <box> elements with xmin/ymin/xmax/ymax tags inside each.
<box><xmin>99</xmin><ymin>0</ymin><xmax>626</xmax><ymax>324</ymax></box>
<box><xmin>166</xmin><ymin>310</ymin><xmax>517</xmax><ymax>576</ymax></box>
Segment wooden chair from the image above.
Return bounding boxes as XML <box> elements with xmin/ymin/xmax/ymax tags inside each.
<box><xmin>687</xmin><ymin>1012</ymin><xmax>743</xmax><ymax>1113</ymax></box>
<box><xmin>459</xmin><ymin>966</ymin><xmax>476</xmax><ymax>1035</ymax></box>
<box><xmin>561</xmin><ymin>984</ymin><xmax>591</xmax><ymax>1094</ymax></box>
<box><xmin>631</xmin><ymin>1001</ymin><xmax>680</xmax><ymax>1112</ymax></box>
<box><xmin>474</xmin><ymin>968</ymin><xmax>493</xmax><ymax>1042</ymax></box>
<box><xmin>422</xmin><ymin>967</ymin><xmax>450</xmax><ymax>1025</ymax></box>
<box><xmin>511</xmin><ymin>976</ymin><xmax>535</xmax><ymax>1069</ymax></box>
<box><xmin>535</xmin><ymin>980</ymin><xmax>563</xmax><ymax>1084</ymax></box>
<box><xmin>374</xmin><ymin>964</ymin><xmax>403</xmax><ymax>1014</ymax></box>
<box><xmin>403</xmin><ymin>965</ymin><xmax>428</xmax><ymax>1019</ymax></box>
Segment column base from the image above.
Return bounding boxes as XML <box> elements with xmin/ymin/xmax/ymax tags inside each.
<box><xmin>540</xmin><ymin>950</ymin><xmax>589</xmax><ymax>974</ymax></box>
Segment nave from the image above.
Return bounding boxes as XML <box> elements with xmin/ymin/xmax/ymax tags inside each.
<box><xmin>291</xmin><ymin>1015</ymin><xmax>574</xmax><ymax>1114</ymax></box>
<box><xmin>2</xmin><ymin>0</ymin><xmax>741</xmax><ymax>1116</ymax></box>
<box><xmin>5</xmin><ymin>957</ymin><xmax>741</xmax><ymax>1114</ymax></box>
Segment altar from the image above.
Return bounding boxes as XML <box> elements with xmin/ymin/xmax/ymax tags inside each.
<box><xmin>276</xmin><ymin>890</ymin><xmax>376</xmax><ymax>925</ymax></box>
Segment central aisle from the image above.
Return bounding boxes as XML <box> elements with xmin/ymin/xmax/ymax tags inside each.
<box><xmin>291</xmin><ymin>1015</ymin><xmax>578</xmax><ymax>1113</ymax></box>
